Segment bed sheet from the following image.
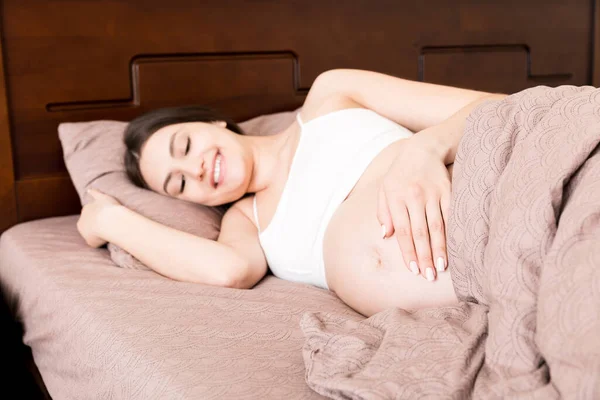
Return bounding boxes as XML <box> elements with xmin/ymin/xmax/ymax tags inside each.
<box><xmin>0</xmin><ymin>216</ymin><xmax>363</xmax><ymax>399</ymax></box>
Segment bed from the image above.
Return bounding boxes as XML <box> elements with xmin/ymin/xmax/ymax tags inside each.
<box><xmin>1</xmin><ymin>0</ymin><xmax>599</xmax><ymax>398</ymax></box>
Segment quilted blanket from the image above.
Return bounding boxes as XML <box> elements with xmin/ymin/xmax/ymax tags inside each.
<box><xmin>301</xmin><ymin>86</ymin><xmax>600</xmax><ymax>399</ymax></box>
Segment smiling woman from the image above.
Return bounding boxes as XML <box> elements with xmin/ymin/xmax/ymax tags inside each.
<box><xmin>123</xmin><ymin>105</ymin><xmax>244</xmax><ymax>199</ymax></box>
<box><xmin>79</xmin><ymin>69</ymin><xmax>495</xmax><ymax>316</ymax></box>
<box><xmin>139</xmin><ymin>120</ymin><xmax>243</xmax><ymax>203</ymax></box>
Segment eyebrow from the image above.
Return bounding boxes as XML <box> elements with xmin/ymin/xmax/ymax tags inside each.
<box><xmin>162</xmin><ymin>130</ymin><xmax>179</xmax><ymax>194</ymax></box>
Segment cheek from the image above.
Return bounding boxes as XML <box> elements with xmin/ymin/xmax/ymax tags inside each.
<box><xmin>229</xmin><ymin>151</ymin><xmax>249</xmax><ymax>186</ymax></box>
<box><xmin>182</xmin><ymin>186</ymin><xmax>209</xmax><ymax>206</ymax></box>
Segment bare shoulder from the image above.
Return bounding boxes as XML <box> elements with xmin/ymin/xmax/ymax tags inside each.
<box><xmin>301</xmin><ymin>70</ymin><xmax>364</xmax><ymax>124</ymax></box>
<box><xmin>301</xmin><ymin>95</ymin><xmax>363</xmax><ymax>124</ymax></box>
<box><xmin>222</xmin><ymin>196</ymin><xmax>256</xmax><ymax>228</ymax></box>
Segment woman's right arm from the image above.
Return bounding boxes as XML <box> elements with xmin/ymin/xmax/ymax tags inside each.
<box><xmin>80</xmin><ymin>190</ymin><xmax>267</xmax><ymax>289</ymax></box>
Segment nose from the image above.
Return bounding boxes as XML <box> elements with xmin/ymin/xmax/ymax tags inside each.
<box><xmin>178</xmin><ymin>157</ymin><xmax>205</xmax><ymax>180</ymax></box>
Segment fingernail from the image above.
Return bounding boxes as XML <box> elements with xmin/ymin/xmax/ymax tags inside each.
<box><xmin>436</xmin><ymin>257</ymin><xmax>445</xmax><ymax>272</ymax></box>
<box><xmin>410</xmin><ymin>261</ymin><xmax>419</xmax><ymax>275</ymax></box>
<box><xmin>426</xmin><ymin>268</ymin><xmax>435</xmax><ymax>281</ymax></box>
<box><xmin>381</xmin><ymin>224</ymin><xmax>387</xmax><ymax>239</ymax></box>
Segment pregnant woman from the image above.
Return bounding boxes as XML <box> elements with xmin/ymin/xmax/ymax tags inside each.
<box><xmin>77</xmin><ymin>69</ymin><xmax>505</xmax><ymax>317</ymax></box>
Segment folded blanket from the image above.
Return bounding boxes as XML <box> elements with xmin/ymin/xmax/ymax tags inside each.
<box><xmin>301</xmin><ymin>86</ymin><xmax>600</xmax><ymax>399</ymax></box>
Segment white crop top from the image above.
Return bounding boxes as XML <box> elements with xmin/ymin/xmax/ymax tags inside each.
<box><xmin>253</xmin><ymin>108</ymin><xmax>413</xmax><ymax>289</ymax></box>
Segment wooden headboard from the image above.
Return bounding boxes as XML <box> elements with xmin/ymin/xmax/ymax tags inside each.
<box><xmin>1</xmin><ymin>0</ymin><xmax>599</xmax><ymax>233</ymax></box>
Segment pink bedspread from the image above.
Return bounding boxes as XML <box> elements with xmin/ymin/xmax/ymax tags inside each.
<box><xmin>0</xmin><ymin>216</ymin><xmax>362</xmax><ymax>399</ymax></box>
<box><xmin>301</xmin><ymin>86</ymin><xmax>600</xmax><ymax>399</ymax></box>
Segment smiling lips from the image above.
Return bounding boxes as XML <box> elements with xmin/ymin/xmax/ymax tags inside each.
<box><xmin>212</xmin><ymin>151</ymin><xmax>222</xmax><ymax>188</ymax></box>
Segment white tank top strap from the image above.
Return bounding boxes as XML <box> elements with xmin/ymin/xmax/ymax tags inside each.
<box><xmin>252</xmin><ymin>195</ymin><xmax>261</xmax><ymax>232</ymax></box>
<box><xmin>296</xmin><ymin>112</ymin><xmax>304</xmax><ymax>127</ymax></box>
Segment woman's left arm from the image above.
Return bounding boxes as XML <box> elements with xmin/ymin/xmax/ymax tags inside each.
<box><xmin>303</xmin><ymin>68</ymin><xmax>492</xmax><ymax>133</ymax></box>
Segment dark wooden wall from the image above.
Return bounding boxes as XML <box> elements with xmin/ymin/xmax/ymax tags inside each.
<box><xmin>0</xmin><ymin>0</ymin><xmax>598</xmax><ymax>233</ymax></box>
<box><xmin>0</xmin><ymin>31</ymin><xmax>17</xmax><ymax>233</ymax></box>
<box><xmin>596</xmin><ymin>0</ymin><xmax>600</xmax><ymax>85</ymax></box>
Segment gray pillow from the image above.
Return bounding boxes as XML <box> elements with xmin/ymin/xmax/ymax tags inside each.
<box><xmin>59</xmin><ymin>109</ymin><xmax>297</xmax><ymax>270</ymax></box>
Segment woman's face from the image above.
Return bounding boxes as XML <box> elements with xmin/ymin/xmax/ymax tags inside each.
<box><xmin>139</xmin><ymin>121</ymin><xmax>251</xmax><ymax>206</ymax></box>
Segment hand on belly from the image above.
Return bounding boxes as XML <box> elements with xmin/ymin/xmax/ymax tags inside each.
<box><xmin>323</xmin><ymin>183</ymin><xmax>459</xmax><ymax>317</ymax></box>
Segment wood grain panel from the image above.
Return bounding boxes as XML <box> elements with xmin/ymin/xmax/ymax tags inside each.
<box><xmin>0</xmin><ymin>0</ymin><xmax>595</xmax><ymax>232</ymax></box>
<box><xmin>0</xmin><ymin>27</ymin><xmax>17</xmax><ymax>233</ymax></box>
<box><xmin>15</xmin><ymin>177</ymin><xmax>80</xmax><ymax>223</ymax></box>
<box><xmin>3</xmin><ymin>0</ymin><xmax>592</xmax><ymax>180</ymax></box>
<box><xmin>421</xmin><ymin>45</ymin><xmax>572</xmax><ymax>94</ymax></box>
<box><xmin>594</xmin><ymin>0</ymin><xmax>600</xmax><ymax>86</ymax></box>
<box><xmin>49</xmin><ymin>52</ymin><xmax>305</xmax><ymax>121</ymax></box>
<box><xmin>133</xmin><ymin>54</ymin><xmax>303</xmax><ymax>122</ymax></box>
<box><xmin>11</xmin><ymin>52</ymin><xmax>306</xmax><ymax>179</ymax></box>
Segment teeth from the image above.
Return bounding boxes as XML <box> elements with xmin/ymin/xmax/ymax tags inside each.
<box><xmin>213</xmin><ymin>154</ymin><xmax>221</xmax><ymax>186</ymax></box>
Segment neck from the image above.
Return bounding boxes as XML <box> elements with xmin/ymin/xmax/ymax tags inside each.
<box><xmin>242</xmin><ymin>127</ymin><xmax>297</xmax><ymax>194</ymax></box>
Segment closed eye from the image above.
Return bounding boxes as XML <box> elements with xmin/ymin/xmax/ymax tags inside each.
<box><xmin>180</xmin><ymin>175</ymin><xmax>186</xmax><ymax>193</ymax></box>
<box><xmin>179</xmin><ymin>137</ymin><xmax>190</xmax><ymax>194</ymax></box>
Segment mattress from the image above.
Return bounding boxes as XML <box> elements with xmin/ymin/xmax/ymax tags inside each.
<box><xmin>0</xmin><ymin>216</ymin><xmax>363</xmax><ymax>399</ymax></box>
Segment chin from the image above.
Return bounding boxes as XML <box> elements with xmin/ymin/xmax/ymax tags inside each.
<box><xmin>206</xmin><ymin>190</ymin><xmax>241</xmax><ymax>207</ymax></box>
<box><xmin>226</xmin><ymin>187</ymin><xmax>247</xmax><ymax>205</ymax></box>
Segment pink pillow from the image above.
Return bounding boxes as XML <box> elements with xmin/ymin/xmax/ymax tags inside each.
<box><xmin>59</xmin><ymin>109</ymin><xmax>297</xmax><ymax>270</ymax></box>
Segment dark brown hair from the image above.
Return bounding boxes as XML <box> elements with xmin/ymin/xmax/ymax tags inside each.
<box><xmin>124</xmin><ymin>105</ymin><xmax>243</xmax><ymax>189</ymax></box>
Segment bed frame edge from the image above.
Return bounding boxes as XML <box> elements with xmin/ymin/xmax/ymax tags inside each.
<box><xmin>0</xmin><ymin>27</ymin><xmax>17</xmax><ymax>234</ymax></box>
<box><xmin>594</xmin><ymin>0</ymin><xmax>600</xmax><ymax>86</ymax></box>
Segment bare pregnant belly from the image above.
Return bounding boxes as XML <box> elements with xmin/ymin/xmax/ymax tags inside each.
<box><xmin>322</xmin><ymin>155</ymin><xmax>458</xmax><ymax>317</ymax></box>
